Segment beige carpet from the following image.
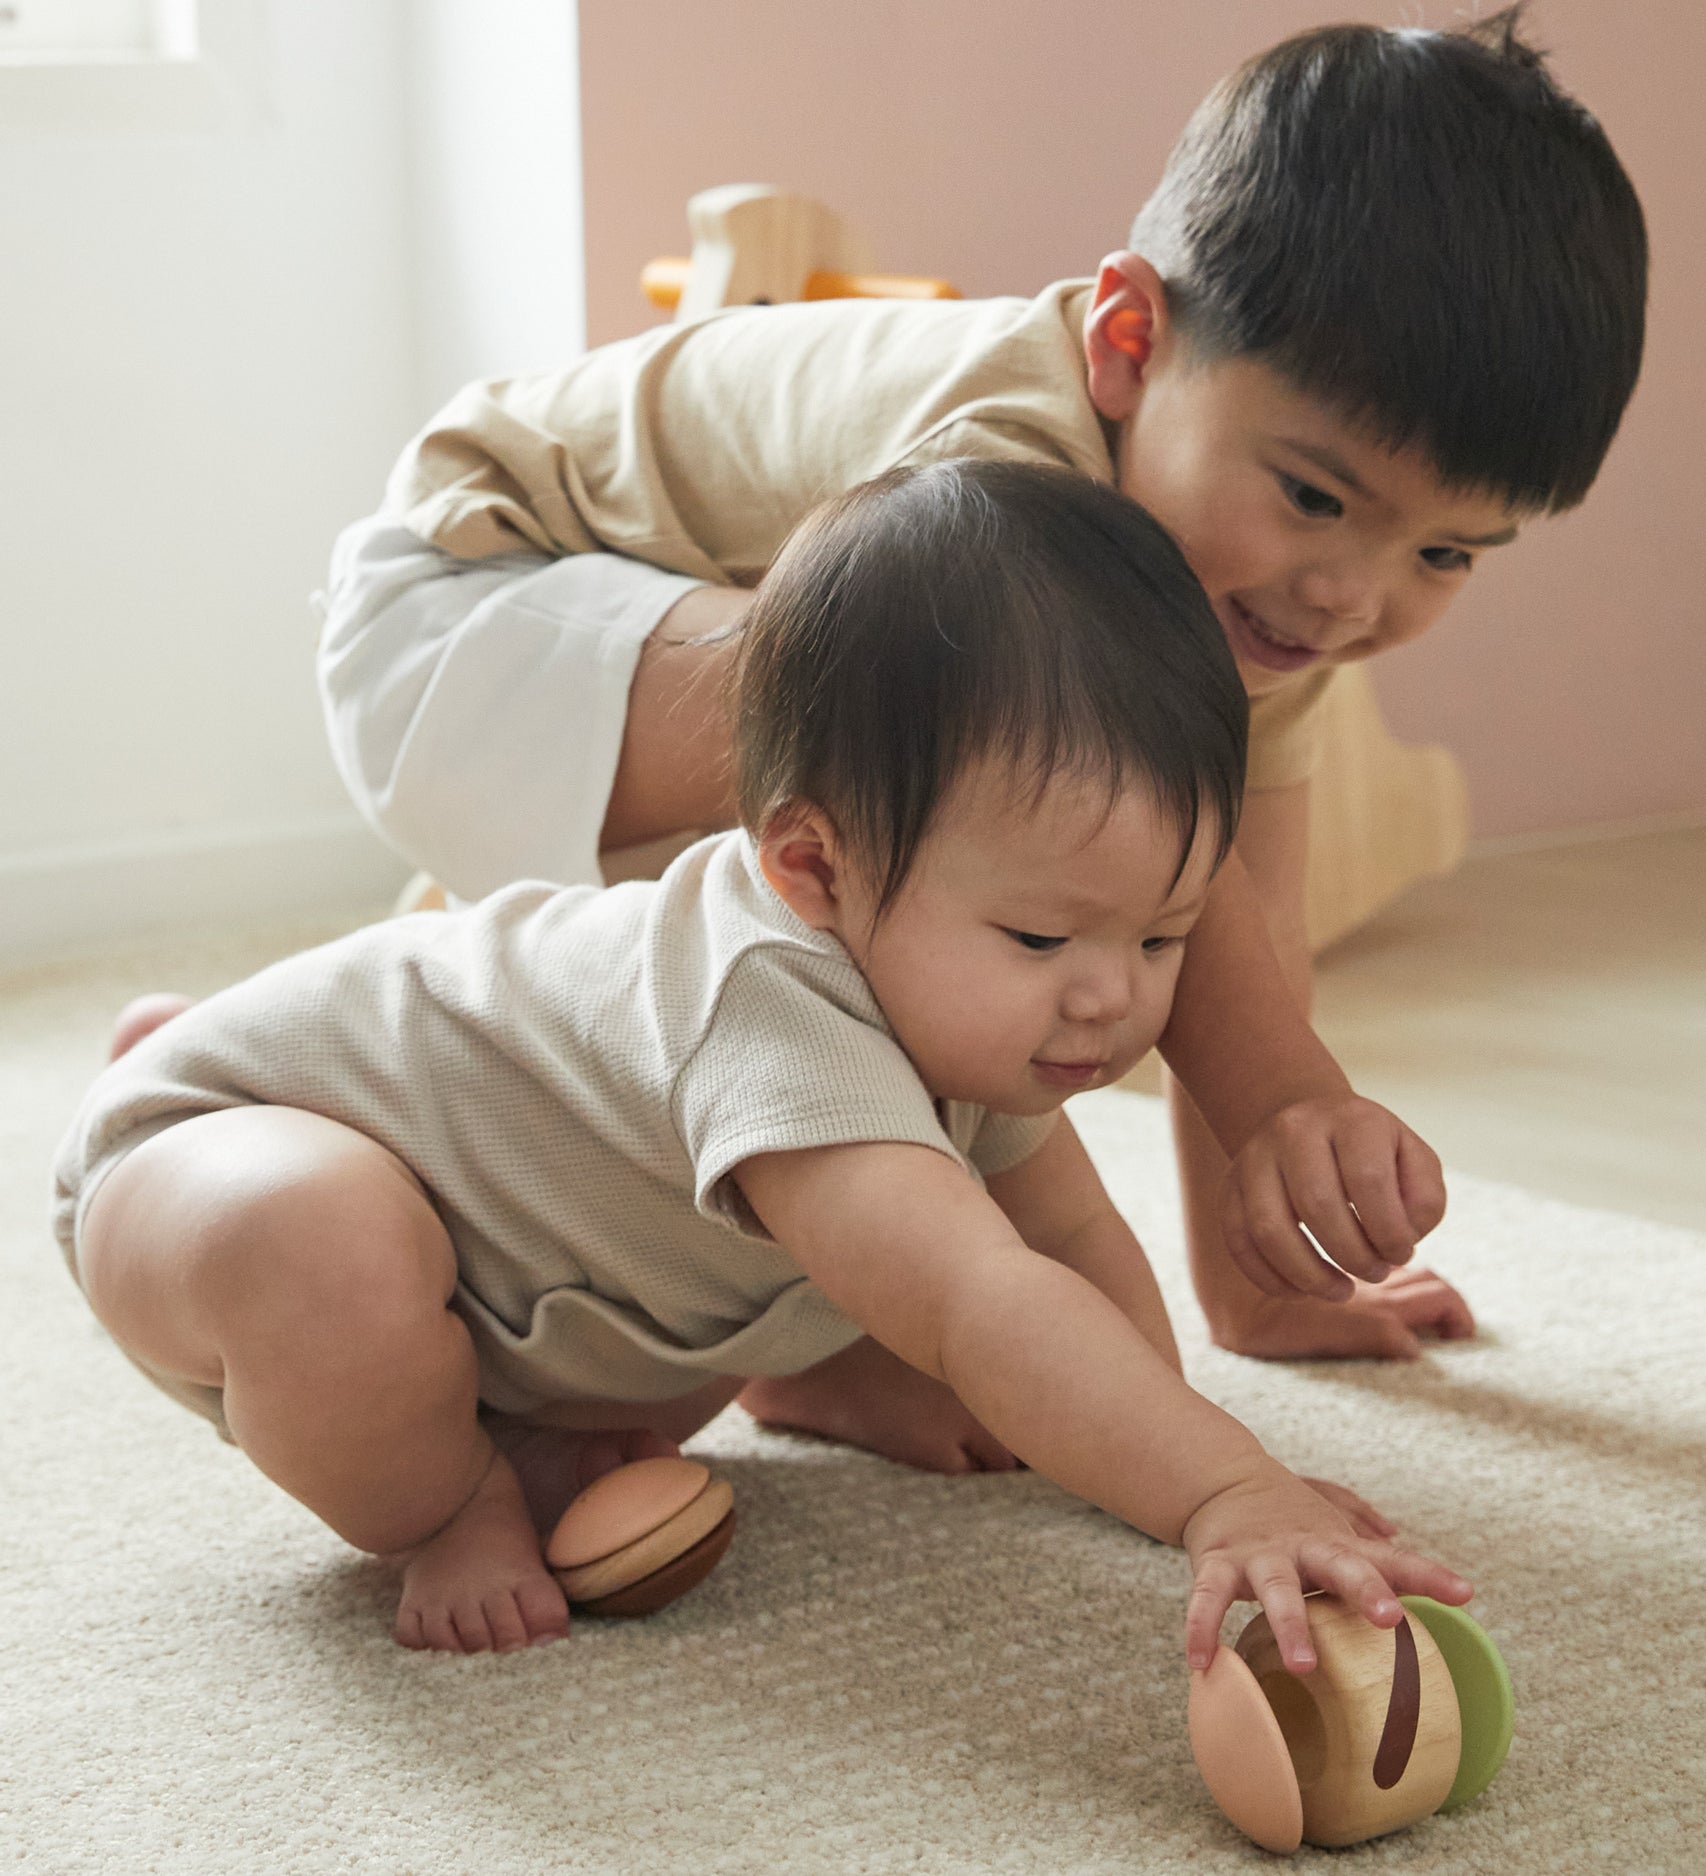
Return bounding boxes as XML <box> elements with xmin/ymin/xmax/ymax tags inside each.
<box><xmin>3</xmin><ymin>926</ymin><xmax>1703</xmax><ymax>1873</ymax></box>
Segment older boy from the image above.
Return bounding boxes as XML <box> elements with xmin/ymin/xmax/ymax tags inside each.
<box><xmin>316</xmin><ymin>12</ymin><xmax>1646</xmax><ymax>1463</ymax></box>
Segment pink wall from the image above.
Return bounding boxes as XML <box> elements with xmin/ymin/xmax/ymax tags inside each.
<box><xmin>578</xmin><ymin>1</ymin><xmax>1706</xmax><ymax>839</ymax></box>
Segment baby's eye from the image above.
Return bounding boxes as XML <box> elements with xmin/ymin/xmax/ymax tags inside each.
<box><xmin>1421</xmin><ymin>544</ymin><xmax>1474</xmax><ymax>573</ymax></box>
<box><xmin>1141</xmin><ymin>934</ymin><xmax>1182</xmax><ymax>955</ymax></box>
<box><xmin>1004</xmin><ymin>929</ymin><xmax>1067</xmax><ymax>953</ymax></box>
<box><xmin>1279</xmin><ymin>473</ymin><xmax>1344</xmax><ymax>520</ymax></box>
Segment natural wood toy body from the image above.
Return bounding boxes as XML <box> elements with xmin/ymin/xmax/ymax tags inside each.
<box><xmin>1189</xmin><ymin>1592</ymin><xmax>1514</xmax><ymax>1853</ymax></box>
<box><xmin>545</xmin><ymin>1456</ymin><xmax>735</xmax><ymax>1618</ymax></box>
<box><xmin>640</xmin><ymin>183</ymin><xmax>960</xmax><ymax>321</ymax></box>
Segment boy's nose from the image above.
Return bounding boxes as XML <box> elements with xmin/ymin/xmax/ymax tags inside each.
<box><xmin>1296</xmin><ymin>560</ymin><xmax>1381</xmax><ymax>633</ymax></box>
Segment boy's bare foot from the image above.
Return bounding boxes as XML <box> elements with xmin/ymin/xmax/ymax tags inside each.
<box><xmin>739</xmin><ymin>1336</ymin><xmax>1020</xmax><ymax>1474</ymax></box>
<box><xmin>392</xmin><ymin>1424</ymin><xmax>687</xmax><ymax>1652</ymax></box>
<box><xmin>109</xmin><ymin>992</ymin><xmax>195</xmax><ymax>1062</ymax></box>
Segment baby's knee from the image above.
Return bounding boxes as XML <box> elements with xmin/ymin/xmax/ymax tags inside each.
<box><xmin>89</xmin><ymin>1108</ymin><xmax>452</xmax><ymax>1351</ymax></box>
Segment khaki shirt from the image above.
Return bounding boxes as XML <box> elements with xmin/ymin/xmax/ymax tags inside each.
<box><xmin>386</xmin><ymin>279</ymin><xmax>1328</xmax><ymax>788</ymax></box>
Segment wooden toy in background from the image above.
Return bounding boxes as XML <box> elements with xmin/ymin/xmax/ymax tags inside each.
<box><xmin>545</xmin><ymin>1455</ymin><xmax>736</xmax><ymax>1617</ymax></box>
<box><xmin>640</xmin><ymin>183</ymin><xmax>960</xmax><ymax>321</ymax></box>
<box><xmin>1189</xmin><ymin>1592</ymin><xmax>1514</xmax><ymax>1853</ymax></box>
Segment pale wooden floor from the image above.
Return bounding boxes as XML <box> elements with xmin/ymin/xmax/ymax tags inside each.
<box><xmin>1131</xmin><ymin>824</ymin><xmax>1706</xmax><ymax>1233</ymax></box>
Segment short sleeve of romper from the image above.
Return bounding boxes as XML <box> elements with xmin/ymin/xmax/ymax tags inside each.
<box><xmin>670</xmin><ymin>885</ymin><xmax>1057</xmax><ymax>1239</ymax></box>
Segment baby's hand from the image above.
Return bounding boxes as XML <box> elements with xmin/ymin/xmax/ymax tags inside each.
<box><xmin>1181</xmin><ymin>1457</ymin><xmax>1472</xmax><ymax>1673</ymax></box>
<box><xmin>1220</xmin><ymin>1095</ymin><xmax>1446</xmax><ymax>1302</ymax></box>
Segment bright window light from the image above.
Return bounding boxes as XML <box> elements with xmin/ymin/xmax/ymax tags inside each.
<box><xmin>0</xmin><ymin>1</ymin><xmax>198</xmax><ymax>61</ymax></box>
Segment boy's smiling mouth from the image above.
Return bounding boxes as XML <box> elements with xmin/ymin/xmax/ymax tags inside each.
<box><xmin>1219</xmin><ymin>596</ymin><xmax>1323</xmax><ymax>675</ymax></box>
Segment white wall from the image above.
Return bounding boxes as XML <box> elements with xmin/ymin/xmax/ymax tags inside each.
<box><xmin>407</xmin><ymin>0</ymin><xmax>584</xmax><ymax>407</ymax></box>
<box><xmin>0</xmin><ymin>0</ymin><xmax>586</xmax><ymax>966</ymax></box>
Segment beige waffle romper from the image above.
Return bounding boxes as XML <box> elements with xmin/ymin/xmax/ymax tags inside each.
<box><xmin>52</xmin><ymin>831</ymin><xmax>1056</xmax><ymax>1435</ymax></box>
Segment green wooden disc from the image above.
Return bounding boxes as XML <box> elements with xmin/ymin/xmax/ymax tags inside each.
<box><xmin>1401</xmin><ymin>1597</ymin><xmax>1515</xmax><ymax>1811</ymax></box>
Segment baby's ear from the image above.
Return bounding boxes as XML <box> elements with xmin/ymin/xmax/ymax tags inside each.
<box><xmin>756</xmin><ymin>804</ymin><xmax>845</xmax><ymax>931</ymax></box>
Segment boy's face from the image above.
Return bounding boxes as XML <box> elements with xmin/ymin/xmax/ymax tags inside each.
<box><xmin>774</xmin><ymin>763</ymin><xmax>1220</xmax><ymax>1116</ymax></box>
<box><xmin>1089</xmin><ymin>265</ymin><xmax>1522</xmax><ymax>697</ymax></box>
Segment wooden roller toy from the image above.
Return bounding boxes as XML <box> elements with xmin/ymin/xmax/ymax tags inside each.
<box><xmin>545</xmin><ymin>1456</ymin><xmax>735</xmax><ymax>1618</ymax></box>
<box><xmin>1188</xmin><ymin>1592</ymin><xmax>1514</xmax><ymax>1852</ymax></box>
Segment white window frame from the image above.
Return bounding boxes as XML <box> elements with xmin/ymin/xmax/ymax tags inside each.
<box><xmin>0</xmin><ymin>0</ymin><xmax>266</xmax><ymax>134</ymax></box>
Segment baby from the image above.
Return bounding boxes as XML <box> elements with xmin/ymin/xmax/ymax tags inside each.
<box><xmin>54</xmin><ymin>461</ymin><xmax>1470</xmax><ymax>1667</ymax></box>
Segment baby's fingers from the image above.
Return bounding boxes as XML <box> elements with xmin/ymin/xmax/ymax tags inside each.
<box><xmin>1248</xmin><ymin>1558</ymin><xmax>1317</xmax><ymax>1674</ymax></box>
<box><xmin>1297</xmin><ymin>1540</ymin><xmax>1474</xmax><ymax>1626</ymax></box>
<box><xmin>1185</xmin><ymin>1557</ymin><xmax>1241</xmax><ymax>1672</ymax></box>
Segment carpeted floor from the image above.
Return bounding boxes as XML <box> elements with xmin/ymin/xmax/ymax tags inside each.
<box><xmin>3</xmin><ymin>927</ymin><xmax>1702</xmax><ymax>1873</ymax></box>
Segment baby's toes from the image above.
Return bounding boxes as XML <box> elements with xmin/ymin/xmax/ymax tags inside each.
<box><xmin>449</xmin><ymin>1598</ymin><xmax>499</xmax><ymax>1653</ymax></box>
<box><xmin>514</xmin><ymin>1576</ymin><xmax>570</xmax><ymax>1647</ymax></box>
<box><xmin>396</xmin><ymin>1598</ymin><xmax>464</xmax><ymax>1653</ymax></box>
<box><xmin>394</xmin><ymin>1605</ymin><xmax>429</xmax><ymax>1651</ymax></box>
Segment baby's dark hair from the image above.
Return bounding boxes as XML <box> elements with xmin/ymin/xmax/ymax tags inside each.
<box><xmin>735</xmin><ymin>458</ymin><xmax>1248</xmax><ymax>916</ymax></box>
<box><xmin>1130</xmin><ymin>5</ymin><xmax>1647</xmax><ymax>512</ymax></box>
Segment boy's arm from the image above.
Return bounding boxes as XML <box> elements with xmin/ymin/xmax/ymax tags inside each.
<box><xmin>734</xmin><ymin>1139</ymin><xmax>1470</xmax><ymax>1669</ymax></box>
<box><xmin>1165</xmin><ymin>781</ymin><xmax>1475</xmax><ymax>1359</ymax></box>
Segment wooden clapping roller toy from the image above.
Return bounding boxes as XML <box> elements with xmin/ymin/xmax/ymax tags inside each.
<box><xmin>545</xmin><ymin>1456</ymin><xmax>736</xmax><ymax>1617</ymax></box>
<box><xmin>1188</xmin><ymin>1592</ymin><xmax>1515</xmax><ymax>1852</ymax></box>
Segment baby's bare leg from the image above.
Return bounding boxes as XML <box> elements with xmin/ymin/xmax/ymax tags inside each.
<box><xmin>739</xmin><ymin>1338</ymin><xmax>1021</xmax><ymax>1474</ymax></box>
<box><xmin>76</xmin><ymin>1105</ymin><xmax>567</xmax><ymax>1652</ymax></box>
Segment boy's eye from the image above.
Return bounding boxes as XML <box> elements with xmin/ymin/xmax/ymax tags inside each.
<box><xmin>1141</xmin><ymin>934</ymin><xmax>1182</xmax><ymax>955</ymax></box>
<box><xmin>1004</xmin><ymin>929</ymin><xmax>1067</xmax><ymax>953</ymax></box>
<box><xmin>1421</xmin><ymin>545</ymin><xmax>1474</xmax><ymax>573</ymax></box>
<box><xmin>1279</xmin><ymin>473</ymin><xmax>1344</xmax><ymax>520</ymax></box>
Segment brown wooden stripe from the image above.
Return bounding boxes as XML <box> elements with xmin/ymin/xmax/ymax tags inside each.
<box><xmin>1372</xmin><ymin>1614</ymin><xmax>1421</xmax><ymax>1790</ymax></box>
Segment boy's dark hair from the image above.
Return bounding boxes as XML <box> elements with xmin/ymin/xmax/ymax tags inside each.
<box><xmin>1130</xmin><ymin>5</ymin><xmax>1647</xmax><ymax>513</ymax></box>
<box><xmin>735</xmin><ymin>458</ymin><xmax>1248</xmax><ymax>915</ymax></box>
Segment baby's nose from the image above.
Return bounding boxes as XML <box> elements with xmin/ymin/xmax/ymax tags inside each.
<box><xmin>1060</xmin><ymin>964</ymin><xmax>1131</xmax><ymax>1025</ymax></box>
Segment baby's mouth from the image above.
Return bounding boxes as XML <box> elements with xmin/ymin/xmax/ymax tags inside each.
<box><xmin>1031</xmin><ymin>1059</ymin><xmax>1105</xmax><ymax>1090</ymax></box>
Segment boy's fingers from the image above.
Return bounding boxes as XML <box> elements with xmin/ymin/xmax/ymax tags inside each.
<box><xmin>1331</xmin><ymin>1117</ymin><xmax>1420</xmax><ymax>1267</ymax></box>
<box><xmin>1277</xmin><ymin>1133</ymin><xmax>1393</xmax><ymax>1285</ymax></box>
<box><xmin>1237</xmin><ymin>1160</ymin><xmax>1355</xmax><ymax>1300</ymax></box>
<box><xmin>1396</xmin><ymin>1127</ymin><xmax>1448</xmax><ymax>1239</ymax></box>
<box><xmin>1220</xmin><ymin>1185</ymin><xmax>1296</xmax><ymax>1299</ymax></box>
<box><xmin>1185</xmin><ymin>1559</ymin><xmax>1241</xmax><ymax>1670</ymax></box>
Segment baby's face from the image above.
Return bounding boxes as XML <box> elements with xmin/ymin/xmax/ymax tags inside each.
<box><xmin>836</xmin><ymin>765</ymin><xmax>1220</xmax><ymax>1115</ymax></box>
<box><xmin>1114</xmin><ymin>352</ymin><xmax>1522</xmax><ymax>697</ymax></box>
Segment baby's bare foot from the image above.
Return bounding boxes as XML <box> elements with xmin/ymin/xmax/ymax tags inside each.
<box><xmin>392</xmin><ymin>1451</ymin><xmax>569</xmax><ymax>1653</ymax></box>
<box><xmin>739</xmin><ymin>1335</ymin><xmax>1019</xmax><ymax>1474</ymax></box>
<box><xmin>486</xmin><ymin>1420</ymin><xmax>682</xmax><ymax>1538</ymax></box>
<box><xmin>109</xmin><ymin>992</ymin><xmax>195</xmax><ymax>1062</ymax></box>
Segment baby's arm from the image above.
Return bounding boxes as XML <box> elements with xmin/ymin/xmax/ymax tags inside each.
<box><xmin>735</xmin><ymin>1140</ymin><xmax>1470</xmax><ymax>1671</ymax></box>
<box><xmin>983</xmin><ymin>1116</ymin><xmax>1181</xmax><ymax>1375</ymax></box>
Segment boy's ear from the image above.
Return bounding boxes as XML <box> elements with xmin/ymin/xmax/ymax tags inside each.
<box><xmin>755</xmin><ymin>804</ymin><xmax>846</xmax><ymax>932</ymax></box>
<box><xmin>1084</xmin><ymin>252</ymin><xmax>1173</xmax><ymax>424</ymax></box>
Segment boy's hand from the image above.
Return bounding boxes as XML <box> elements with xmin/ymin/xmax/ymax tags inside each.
<box><xmin>1181</xmin><ymin>1457</ymin><xmax>1472</xmax><ymax>1674</ymax></box>
<box><xmin>1213</xmin><ymin>1265</ymin><xmax>1477</xmax><ymax>1362</ymax></box>
<box><xmin>1220</xmin><ymin>1095</ymin><xmax>1447</xmax><ymax>1304</ymax></box>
